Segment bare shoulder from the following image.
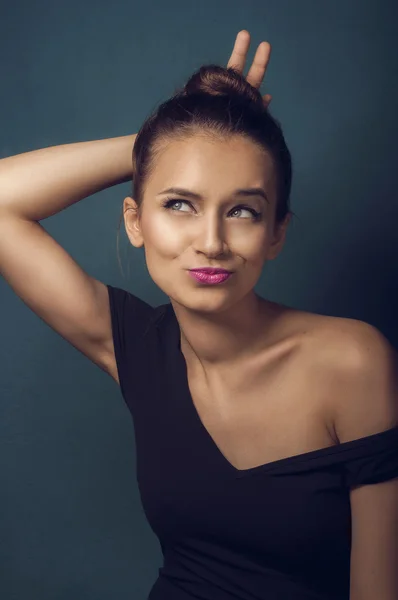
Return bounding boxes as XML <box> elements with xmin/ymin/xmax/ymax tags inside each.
<box><xmin>289</xmin><ymin>309</ymin><xmax>394</xmax><ymax>365</ymax></box>
<box><xmin>275</xmin><ymin>302</ymin><xmax>395</xmax><ymax>371</ymax></box>
<box><xmin>284</xmin><ymin>307</ymin><xmax>398</xmax><ymax>443</ymax></box>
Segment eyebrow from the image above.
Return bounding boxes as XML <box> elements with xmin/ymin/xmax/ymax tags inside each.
<box><xmin>157</xmin><ymin>186</ymin><xmax>269</xmax><ymax>204</ymax></box>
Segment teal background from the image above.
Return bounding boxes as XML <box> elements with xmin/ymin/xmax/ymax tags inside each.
<box><xmin>1</xmin><ymin>1</ymin><xmax>397</xmax><ymax>598</ymax></box>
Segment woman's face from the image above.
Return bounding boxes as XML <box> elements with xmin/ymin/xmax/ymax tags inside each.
<box><xmin>124</xmin><ymin>134</ymin><xmax>290</xmax><ymax>314</ymax></box>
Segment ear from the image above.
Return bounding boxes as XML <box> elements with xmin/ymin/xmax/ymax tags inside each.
<box><xmin>267</xmin><ymin>213</ymin><xmax>292</xmax><ymax>260</ymax></box>
<box><xmin>123</xmin><ymin>196</ymin><xmax>144</xmax><ymax>248</ymax></box>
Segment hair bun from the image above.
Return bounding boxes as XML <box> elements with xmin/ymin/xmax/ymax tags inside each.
<box><xmin>181</xmin><ymin>64</ymin><xmax>263</xmax><ymax>108</ymax></box>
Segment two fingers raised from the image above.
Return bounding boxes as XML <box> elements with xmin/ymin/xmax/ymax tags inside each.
<box><xmin>227</xmin><ymin>30</ymin><xmax>272</xmax><ymax>106</ymax></box>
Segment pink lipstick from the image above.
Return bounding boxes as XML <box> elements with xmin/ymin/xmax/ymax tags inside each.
<box><xmin>188</xmin><ymin>268</ymin><xmax>232</xmax><ymax>285</ymax></box>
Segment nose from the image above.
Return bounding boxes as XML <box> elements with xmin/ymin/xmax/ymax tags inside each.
<box><xmin>191</xmin><ymin>212</ymin><xmax>228</xmax><ymax>257</ymax></box>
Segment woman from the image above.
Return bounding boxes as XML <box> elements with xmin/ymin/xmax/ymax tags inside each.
<box><xmin>1</xmin><ymin>30</ymin><xmax>397</xmax><ymax>600</ymax></box>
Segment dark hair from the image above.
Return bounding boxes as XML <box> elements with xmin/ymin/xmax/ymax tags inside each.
<box><xmin>117</xmin><ymin>64</ymin><xmax>295</xmax><ymax>275</ymax></box>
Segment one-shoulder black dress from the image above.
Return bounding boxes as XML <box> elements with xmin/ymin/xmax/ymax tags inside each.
<box><xmin>107</xmin><ymin>284</ymin><xmax>398</xmax><ymax>600</ymax></box>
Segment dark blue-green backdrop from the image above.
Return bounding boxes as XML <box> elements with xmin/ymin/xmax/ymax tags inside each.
<box><xmin>1</xmin><ymin>1</ymin><xmax>397</xmax><ymax>598</ymax></box>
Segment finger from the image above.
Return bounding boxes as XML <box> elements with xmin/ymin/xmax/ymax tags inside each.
<box><xmin>227</xmin><ymin>30</ymin><xmax>251</xmax><ymax>73</ymax></box>
<box><xmin>246</xmin><ymin>41</ymin><xmax>272</xmax><ymax>89</ymax></box>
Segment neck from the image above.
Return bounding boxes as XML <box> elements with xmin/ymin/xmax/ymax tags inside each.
<box><xmin>170</xmin><ymin>291</ymin><xmax>280</xmax><ymax>370</ymax></box>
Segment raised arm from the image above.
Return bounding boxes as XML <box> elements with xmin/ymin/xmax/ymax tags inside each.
<box><xmin>0</xmin><ymin>135</ymin><xmax>136</xmax><ymax>383</ymax></box>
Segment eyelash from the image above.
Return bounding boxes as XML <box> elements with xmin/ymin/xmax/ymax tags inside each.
<box><xmin>161</xmin><ymin>198</ymin><xmax>262</xmax><ymax>221</ymax></box>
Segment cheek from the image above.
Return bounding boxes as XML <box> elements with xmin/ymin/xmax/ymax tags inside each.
<box><xmin>237</xmin><ymin>228</ymin><xmax>269</xmax><ymax>262</ymax></box>
<box><xmin>142</xmin><ymin>213</ymin><xmax>183</xmax><ymax>255</ymax></box>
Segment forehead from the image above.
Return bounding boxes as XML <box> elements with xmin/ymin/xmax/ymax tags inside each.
<box><xmin>145</xmin><ymin>134</ymin><xmax>275</xmax><ymax>198</ymax></box>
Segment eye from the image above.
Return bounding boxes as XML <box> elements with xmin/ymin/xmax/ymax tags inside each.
<box><xmin>162</xmin><ymin>199</ymin><xmax>191</xmax><ymax>212</ymax></box>
<box><xmin>161</xmin><ymin>198</ymin><xmax>262</xmax><ymax>221</ymax></box>
<box><xmin>230</xmin><ymin>205</ymin><xmax>262</xmax><ymax>220</ymax></box>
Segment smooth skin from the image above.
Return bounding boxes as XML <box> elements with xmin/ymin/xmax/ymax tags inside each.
<box><xmin>123</xmin><ymin>134</ymin><xmax>290</xmax><ymax>366</ymax></box>
<box><xmin>0</xmin><ymin>30</ymin><xmax>272</xmax><ymax>383</ymax></box>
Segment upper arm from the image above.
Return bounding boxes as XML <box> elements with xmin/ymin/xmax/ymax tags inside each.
<box><xmin>331</xmin><ymin>320</ymin><xmax>398</xmax><ymax>443</ymax></box>
<box><xmin>321</xmin><ymin>320</ymin><xmax>398</xmax><ymax>599</ymax></box>
<box><xmin>349</xmin><ymin>477</ymin><xmax>398</xmax><ymax>600</ymax></box>
<box><xmin>0</xmin><ymin>214</ymin><xmax>118</xmax><ymax>382</ymax></box>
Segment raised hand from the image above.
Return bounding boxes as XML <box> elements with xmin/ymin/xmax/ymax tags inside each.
<box><xmin>227</xmin><ymin>30</ymin><xmax>272</xmax><ymax>107</ymax></box>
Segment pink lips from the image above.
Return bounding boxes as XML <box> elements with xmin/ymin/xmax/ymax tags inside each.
<box><xmin>188</xmin><ymin>270</ymin><xmax>232</xmax><ymax>285</ymax></box>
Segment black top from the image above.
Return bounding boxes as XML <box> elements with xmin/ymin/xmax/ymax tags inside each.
<box><xmin>107</xmin><ymin>284</ymin><xmax>398</xmax><ymax>600</ymax></box>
